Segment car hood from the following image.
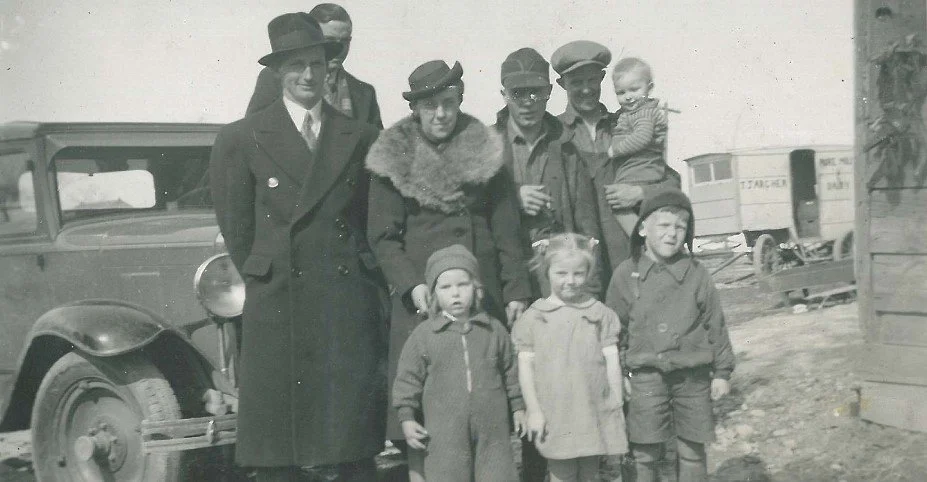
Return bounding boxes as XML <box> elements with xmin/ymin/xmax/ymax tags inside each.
<box><xmin>56</xmin><ymin>213</ymin><xmax>220</xmax><ymax>248</ymax></box>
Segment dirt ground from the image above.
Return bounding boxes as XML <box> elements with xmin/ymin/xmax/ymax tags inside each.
<box><xmin>3</xmin><ymin>255</ymin><xmax>927</xmax><ymax>481</ymax></box>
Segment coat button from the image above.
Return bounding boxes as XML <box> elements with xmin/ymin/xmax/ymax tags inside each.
<box><xmin>335</xmin><ymin>218</ymin><xmax>347</xmax><ymax>230</ymax></box>
<box><xmin>267</xmin><ymin>177</ymin><xmax>279</xmax><ymax>188</ymax></box>
<box><xmin>346</xmin><ymin>177</ymin><xmax>357</xmax><ymax>187</ymax></box>
<box><xmin>292</xmin><ymin>267</ymin><xmax>303</xmax><ymax>278</ymax></box>
<box><xmin>657</xmin><ymin>323</ymin><xmax>668</xmax><ymax>333</ymax></box>
<box><xmin>337</xmin><ymin>265</ymin><xmax>350</xmax><ymax>276</ymax></box>
<box><xmin>453</xmin><ymin>227</ymin><xmax>467</xmax><ymax>237</ymax></box>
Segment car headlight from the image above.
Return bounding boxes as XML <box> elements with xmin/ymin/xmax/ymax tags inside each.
<box><xmin>194</xmin><ymin>253</ymin><xmax>245</xmax><ymax>317</ymax></box>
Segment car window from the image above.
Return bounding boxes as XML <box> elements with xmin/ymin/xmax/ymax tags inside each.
<box><xmin>53</xmin><ymin>146</ymin><xmax>212</xmax><ymax>223</ymax></box>
<box><xmin>0</xmin><ymin>150</ymin><xmax>38</xmax><ymax>237</ymax></box>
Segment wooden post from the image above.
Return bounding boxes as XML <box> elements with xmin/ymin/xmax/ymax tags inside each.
<box><xmin>856</xmin><ymin>0</ymin><xmax>927</xmax><ymax>432</ymax></box>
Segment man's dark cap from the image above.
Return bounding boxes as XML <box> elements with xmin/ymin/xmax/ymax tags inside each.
<box><xmin>501</xmin><ymin>48</ymin><xmax>550</xmax><ymax>89</ymax></box>
<box><xmin>551</xmin><ymin>40</ymin><xmax>612</xmax><ymax>76</ymax></box>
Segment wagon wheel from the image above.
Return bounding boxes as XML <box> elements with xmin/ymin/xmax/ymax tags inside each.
<box><xmin>833</xmin><ymin>230</ymin><xmax>855</xmax><ymax>261</ymax></box>
<box><xmin>31</xmin><ymin>351</ymin><xmax>183</xmax><ymax>482</ymax></box>
<box><xmin>753</xmin><ymin>234</ymin><xmax>783</xmax><ymax>278</ymax></box>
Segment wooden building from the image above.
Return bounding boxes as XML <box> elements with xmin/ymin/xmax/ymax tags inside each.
<box><xmin>856</xmin><ymin>0</ymin><xmax>927</xmax><ymax>432</ymax></box>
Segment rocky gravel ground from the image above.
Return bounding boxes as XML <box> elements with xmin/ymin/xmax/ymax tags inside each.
<box><xmin>3</xmin><ymin>256</ymin><xmax>926</xmax><ymax>481</ymax></box>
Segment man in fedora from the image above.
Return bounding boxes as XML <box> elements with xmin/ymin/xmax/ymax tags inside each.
<box><xmin>211</xmin><ymin>12</ymin><xmax>387</xmax><ymax>481</ymax></box>
<box><xmin>246</xmin><ymin>3</ymin><xmax>383</xmax><ymax>130</ymax></box>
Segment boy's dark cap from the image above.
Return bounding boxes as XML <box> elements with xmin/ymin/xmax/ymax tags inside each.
<box><xmin>425</xmin><ymin>244</ymin><xmax>480</xmax><ymax>289</ymax></box>
<box><xmin>258</xmin><ymin>13</ymin><xmax>341</xmax><ymax>66</ymax></box>
<box><xmin>501</xmin><ymin>48</ymin><xmax>550</xmax><ymax>89</ymax></box>
<box><xmin>403</xmin><ymin>60</ymin><xmax>464</xmax><ymax>101</ymax></box>
<box><xmin>631</xmin><ymin>187</ymin><xmax>695</xmax><ymax>257</ymax></box>
<box><xmin>551</xmin><ymin>40</ymin><xmax>611</xmax><ymax>76</ymax></box>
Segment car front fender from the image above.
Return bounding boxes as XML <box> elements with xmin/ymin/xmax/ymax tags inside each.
<box><xmin>0</xmin><ymin>300</ymin><xmax>193</xmax><ymax>432</ymax></box>
<box><xmin>29</xmin><ymin>299</ymin><xmax>180</xmax><ymax>356</ymax></box>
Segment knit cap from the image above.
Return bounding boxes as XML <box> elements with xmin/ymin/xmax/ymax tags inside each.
<box><xmin>630</xmin><ymin>187</ymin><xmax>695</xmax><ymax>258</ymax></box>
<box><xmin>425</xmin><ymin>244</ymin><xmax>480</xmax><ymax>289</ymax></box>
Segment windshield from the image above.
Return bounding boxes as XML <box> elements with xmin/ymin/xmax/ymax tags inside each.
<box><xmin>53</xmin><ymin>146</ymin><xmax>212</xmax><ymax>223</ymax></box>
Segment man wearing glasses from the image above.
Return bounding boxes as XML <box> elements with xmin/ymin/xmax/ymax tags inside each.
<box><xmin>247</xmin><ymin>3</ymin><xmax>383</xmax><ymax>129</ymax></box>
<box><xmin>492</xmin><ymin>47</ymin><xmax>603</xmax><ymax>480</ymax></box>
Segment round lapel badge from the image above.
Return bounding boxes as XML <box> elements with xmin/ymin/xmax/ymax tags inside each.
<box><xmin>267</xmin><ymin>177</ymin><xmax>279</xmax><ymax>188</ymax></box>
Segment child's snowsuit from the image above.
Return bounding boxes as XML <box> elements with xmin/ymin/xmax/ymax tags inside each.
<box><xmin>393</xmin><ymin>311</ymin><xmax>523</xmax><ymax>482</ymax></box>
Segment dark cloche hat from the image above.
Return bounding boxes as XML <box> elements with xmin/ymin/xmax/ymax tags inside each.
<box><xmin>258</xmin><ymin>12</ymin><xmax>342</xmax><ymax>66</ymax></box>
<box><xmin>402</xmin><ymin>60</ymin><xmax>464</xmax><ymax>101</ymax></box>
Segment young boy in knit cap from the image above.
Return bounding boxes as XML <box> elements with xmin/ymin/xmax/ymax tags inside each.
<box><xmin>605</xmin><ymin>187</ymin><xmax>735</xmax><ymax>482</ymax></box>
<box><xmin>393</xmin><ymin>244</ymin><xmax>526</xmax><ymax>482</ymax></box>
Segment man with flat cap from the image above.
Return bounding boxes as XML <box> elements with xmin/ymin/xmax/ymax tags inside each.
<box><xmin>246</xmin><ymin>3</ymin><xmax>383</xmax><ymax>129</ymax></box>
<box><xmin>211</xmin><ymin>12</ymin><xmax>387</xmax><ymax>481</ymax></box>
<box><xmin>552</xmin><ymin>41</ymin><xmax>680</xmax><ymax>280</ymax></box>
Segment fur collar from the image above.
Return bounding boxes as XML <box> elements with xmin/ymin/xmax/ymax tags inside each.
<box><xmin>366</xmin><ymin>113</ymin><xmax>504</xmax><ymax>213</ymax></box>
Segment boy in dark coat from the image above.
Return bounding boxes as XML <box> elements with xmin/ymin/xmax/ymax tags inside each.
<box><xmin>605</xmin><ymin>187</ymin><xmax>735</xmax><ymax>482</ymax></box>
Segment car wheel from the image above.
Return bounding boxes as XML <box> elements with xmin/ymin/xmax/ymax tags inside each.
<box><xmin>31</xmin><ymin>351</ymin><xmax>183</xmax><ymax>482</ymax></box>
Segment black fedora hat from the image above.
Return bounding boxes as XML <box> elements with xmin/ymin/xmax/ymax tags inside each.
<box><xmin>258</xmin><ymin>13</ymin><xmax>342</xmax><ymax>66</ymax></box>
<box><xmin>402</xmin><ymin>60</ymin><xmax>464</xmax><ymax>101</ymax></box>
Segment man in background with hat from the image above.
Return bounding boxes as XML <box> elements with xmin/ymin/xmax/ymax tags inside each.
<box><xmin>492</xmin><ymin>46</ymin><xmax>603</xmax><ymax>482</ymax></box>
<box><xmin>552</xmin><ymin>40</ymin><xmax>681</xmax><ymax>281</ymax></box>
<box><xmin>210</xmin><ymin>12</ymin><xmax>387</xmax><ymax>481</ymax></box>
<box><xmin>246</xmin><ymin>3</ymin><xmax>383</xmax><ymax>129</ymax></box>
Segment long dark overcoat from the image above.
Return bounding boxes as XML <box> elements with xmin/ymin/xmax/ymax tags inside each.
<box><xmin>210</xmin><ymin>100</ymin><xmax>388</xmax><ymax>467</ymax></box>
<box><xmin>366</xmin><ymin>114</ymin><xmax>532</xmax><ymax>439</ymax></box>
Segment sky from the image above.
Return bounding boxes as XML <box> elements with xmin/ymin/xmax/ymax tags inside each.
<box><xmin>0</xmin><ymin>1</ymin><xmax>854</xmax><ymax>177</ymax></box>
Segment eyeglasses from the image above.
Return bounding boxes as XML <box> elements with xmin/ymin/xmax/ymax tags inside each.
<box><xmin>503</xmin><ymin>88</ymin><xmax>552</xmax><ymax>104</ymax></box>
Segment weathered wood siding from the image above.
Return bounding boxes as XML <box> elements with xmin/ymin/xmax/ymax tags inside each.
<box><xmin>856</xmin><ymin>0</ymin><xmax>927</xmax><ymax>431</ymax></box>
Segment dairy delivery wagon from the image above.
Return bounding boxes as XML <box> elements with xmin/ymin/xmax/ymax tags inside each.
<box><xmin>684</xmin><ymin>145</ymin><xmax>856</xmax><ymax>290</ymax></box>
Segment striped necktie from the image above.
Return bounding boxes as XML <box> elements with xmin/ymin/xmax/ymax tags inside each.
<box><xmin>301</xmin><ymin>111</ymin><xmax>318</xmax><ymax>152</ymax></box>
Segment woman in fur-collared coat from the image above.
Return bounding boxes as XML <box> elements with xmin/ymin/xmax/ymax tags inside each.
<box><xmin>366</xmin><ymin>60</ymin><xmax>532</xmax><ymax>442</ymax></box>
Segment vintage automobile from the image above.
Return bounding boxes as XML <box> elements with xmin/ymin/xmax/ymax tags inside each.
<box><xmin>684</xmin><ymin>145</ymin><xmax>856</xmax><ymax>281</ymax></box>
<box><xmin>0</xmin><ymin>122</ymin><xmax>245</xmax><ymax>481</ymax></box>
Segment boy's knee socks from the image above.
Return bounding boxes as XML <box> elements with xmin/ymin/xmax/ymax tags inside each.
<box><xmin>677</xmin><ymin>454</ymin><xmax>707</xmax><ymax>482</ymax></box>
<box><xmin>632</xmin><ymin>443</ymin><xmax>663</xmax><ymax>482</ymax></box>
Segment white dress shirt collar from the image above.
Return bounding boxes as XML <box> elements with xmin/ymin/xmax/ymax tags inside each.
<box><xmin>282</xmin><ymin>95</ymin><xmax>323</xmax><ymax>138</ymax></box>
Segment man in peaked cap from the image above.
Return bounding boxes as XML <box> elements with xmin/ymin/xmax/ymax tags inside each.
<box><xmin>552</xmin><ymin>40</ymin><xmax>681</xmax><ymax>284</ymax></box>
<box><xmin>246</xmin><ymin>3</ymin><xmax>383</xmax><ymax>129</ymax></box>
<box><xmin>492</xmin><ymin>46</ymin><xmax>604</xmax><ymax>481</ymax></box>
<box><xmin>210</xmin><ymin>12</ymin><xmax>387</xmax><ymax>481</ymax></box>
